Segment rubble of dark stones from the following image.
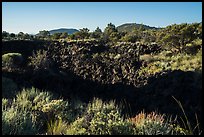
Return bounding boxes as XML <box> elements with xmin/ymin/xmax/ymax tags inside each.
<box><xmin>45</xmin><ymin>41</ymin><xmax>150</xmax><ymax>87</ymax></box>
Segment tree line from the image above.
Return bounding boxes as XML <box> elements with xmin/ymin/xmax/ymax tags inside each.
<box><xmin>2</xmin><ymin>22</ymin><xmax>202</xmax><ymax>54</ymax></box>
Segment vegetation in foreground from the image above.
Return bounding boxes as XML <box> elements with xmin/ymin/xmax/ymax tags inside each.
<box><xmin>2</xmin><ymin>88</ymin><xmax>199</xmax><ymax>135</ymax></box>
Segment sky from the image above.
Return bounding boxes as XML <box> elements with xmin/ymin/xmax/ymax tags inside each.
<box><xmin>2</xmin><ymin>2</ymin><xmax>202</xmax><ymax>34</ymax></box>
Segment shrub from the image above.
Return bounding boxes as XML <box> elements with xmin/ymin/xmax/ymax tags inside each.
<box><xmin>46</xmin><ymin>119</ymin><xmax>69</xmax><ymax>135</ymax></box>
<box><xmin>66</xmin><ymin>98</ymin><xmax>134</xmax><ymax>135</ymax></box>
<box><xmin>28</xmin><ymin>50</ymin><xmax>52</xmax><ymax>70</ymax></box>
<box><xmin>66</xmin><ymin>98</ymin><xmax>87</xmax><ymax>123</ymax></box>
<box><xmin>40</xmin><ymin>96</ymin><xmax>86</xmax><ymax>124</ymax></box>
<box><xmin>66</xmin><ymin>117</ymin><xmax>88</xmax><ymax>135</ymax></box>
<box><xmin>13</xmin><ymin>87</ymin><xmax>54</xmax><ymax>133</ymax></box>
<box><xmin>184</xmin><ymin>39</ymin><xmax>202</xmax><ymax>55</ymax></box>
<box><xmin>15</xmin><ymin>87</ymin><xmax>53</xmax><ymax>110</ymax></box>
<box><xmin>2</xmin><ymin>52</ymin><xmax>23</xmax><ymax>70</ymax></box>
<box><xmin>41</xmin><ymin>99</ymin><xmax>70</xmax><ymax>122</ymax></box>
<box><xmin>2</xmin><ymin>77</ymin><xmax>18</xmax><ymax>98</ymax></box>
<box><xmin>130</xmin><ymin>111</ymin><xmax>170</xmax><ymax>135</ymax></box>
<box><xmin>170</xmin><ymin>52</ymin><xmax>202</xmax><ymax>71</ymax></box>
<box><xmin>89</xmin><ymin>110</ymin><xmax>134</xmax><ymax>135</ymax></box>
<box><xmin>2</xmin><ymin>87</ymin><xmax>83</xmax><ymax>135</ymax></box>
<box><xmin>130</xmin><ymin>111</ymin><xmax>188</xmax><ymax>135</ymax></box>
<box><xmin>12</xmin><ymin>87</ymin><xmax>86</xmax><ymax>134</ymax></box>
<box><xmin>2</xmin><ymin>105</ymin><xmax>38</xmax><ymax>135</ymax></box>
<box><xmin>2</xmin><ymin>98</ymin><xmax>9</xmax><ymax>110</ymax></box>
<box><xmin>138</xmin><ymin>49</ymin><xmax>202</xmax><ymax>79</ymax></box>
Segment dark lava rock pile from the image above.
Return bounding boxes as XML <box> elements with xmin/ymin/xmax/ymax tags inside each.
<box><xmin>46</xmin><ymin>41</ymin><xmax>146</xmax><ymax>87</ymax></box>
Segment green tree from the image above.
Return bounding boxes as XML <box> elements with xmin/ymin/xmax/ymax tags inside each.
<box><xmin>52</xmin><ymin>33</ymin><xmax>62</xmax><ymax>40</ymax></box>
<box><xmin>140</xmin><ymin>30</ymin><xmax>156</xmax><ymax>44</ymax></box>
<box><xmin>103</xmin><ymin>23</ymin><xmax>120</xmax><ymax>43</ymax></box>
<box><xmin>75</xmin><ymin>28</ymin><xmax>90</xmax><ymax>39</ymax></box>
<box><xmin>158</xmin><ymin>23</ymin><xmax>200</xmax><ymax>53</ymax></box>
<box><xmin>37</xmin><ymin>30</ymin><xmax>50</xmax><ymax>39</ymax></box>
<box><xmin>68</xmin><ymin>33</ymin><xmax>76</xmax><ymax>40</ymax></box>
<box><xmin>60</xmin><ymin>32</ymin><xmax>68</xmax><ymax>39</ymax></box>
<box><xmin>24</xmin><ymin>33</ymin><xmax>31</xmax><ymax>40</ymax></box>
<box><xmin>2</xmin><ymin>31</ymin><xmax>10</xmax><ymax>39</ymax></box>
<box><xmin>9</xmin><ymin>33</ymin><xmax>16</xmax><ymax>38</ymax></box>
<box><xmin>120</xmin><ymin>33</ymin><xmax>139</xmax><ymax>43</ymax></box>
<box><xmin>17</xmin><ymin>32</ymin><xmax>24</xmax><ymax>40</ymax></box>
<box><xmin>138</xmin><ymin>24</ymin><xmax>146</xmax><ymax>31</ymax></box>
<box><xmin>90</xmin><ymin>27</ymin><xmax>102</xmax><ymax>39</ymax></box>
<box><xmin>197</xmin><ymin>23</ymin><xmax>202</xmax><ymax>39</ymax></box>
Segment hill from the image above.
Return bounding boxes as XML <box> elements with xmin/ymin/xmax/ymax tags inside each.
<box><xmin>49</xmin><ymin>28</ymin><xmax>79</xmax><ymax>35</ymax></box>
<box><xmin>117</xmin><ymin>23</ymin><xmax>160</xmax><ymax>32</ymax></box>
